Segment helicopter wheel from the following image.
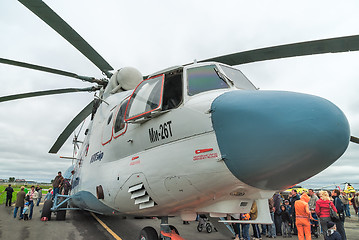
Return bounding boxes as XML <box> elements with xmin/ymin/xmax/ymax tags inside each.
<box><xmin>56</xmin><ymin>197</ymin><xmax>67</xmax><ymax>220</ymax></box>
<box><xmin>169</xmin><ymin>225</ymin><xmax>179</xmax><ymax>235</ymax></box>
<box><xmin>197</xmin><ymin>223</ymin><xmax>203</xmax><ymax>232</ymax></box>
<box><xmin>56</xmin><ymin>209</ymin><xmax>67</xmax><ymax>221</ymax></box>
<box><xmin>206</xmin><ymin>223</ymin><xmax>212</xmax><ymax>233</ymax></box>
<box><xmin>139</xmin><ymin>226</ymin><xmax>158</xmax><ymax>240</ymax></box>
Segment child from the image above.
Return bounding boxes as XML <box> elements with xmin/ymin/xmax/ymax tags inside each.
<box><xmin>23</xmin><ymin>202</ymin><xmax>30</xmax><ymax>220</ymax></box>
<box><xmin>43</xmin><ymin>188</ymin><xmax>53</xmax><ymax>201</ymax></box>
<box><xmin>280</xmin><ymin>205</ymin><xmax>291</xmax><ymax>238</ymax></box>
<box><xmin>310</xmin><ymin>209</ymin><xmax>319</xmax><ymax>238</ymax></box>
<box><xmin>326</xmin><ymin>221</ymin><xmax>342</xmax><ymax>240</ymax></box>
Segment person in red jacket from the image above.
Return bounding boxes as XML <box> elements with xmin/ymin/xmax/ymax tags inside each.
<box><xmin>315</xmin><ymin>191</ymin><xmax>337</xmax><ymax>239</ymax></box>
<box><xmin>295</xmin><ymin>193</ymin><xmax>312</xmax><ymax>240</ymax></box>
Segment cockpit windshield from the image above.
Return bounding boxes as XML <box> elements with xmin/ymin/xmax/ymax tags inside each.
<box><xmin>187</xmin><ymin>65</ymin><xmax>229</xmax><ymax>96</ymax></box>
<box><xmin>220</xmin><ymin>65</ymin><xmax>256</xmax><ymax>90</ymax></box>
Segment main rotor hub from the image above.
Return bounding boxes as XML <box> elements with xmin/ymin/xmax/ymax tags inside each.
<box><xmin>103</xmin><ymin>67</ymin><xmax>142</xmax><ymax>98</ymax></box>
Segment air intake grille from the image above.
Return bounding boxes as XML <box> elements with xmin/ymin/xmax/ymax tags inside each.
<box><xmin>128</xmin><ymin>183</ymin><xmax>156</xmax><ymax>209</ymax></box>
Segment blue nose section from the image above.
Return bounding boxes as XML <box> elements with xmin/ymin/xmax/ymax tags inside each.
<box><xmin>211</xmin><ymin>90</ymin><xmax>350</xmax><ymax>190</ymax></box>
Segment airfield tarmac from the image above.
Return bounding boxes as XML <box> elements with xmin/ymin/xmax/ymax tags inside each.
<box><xmin>0</xmin><ymin>204</ymin><xmax>358</xmax><ymax>240</ymax></box>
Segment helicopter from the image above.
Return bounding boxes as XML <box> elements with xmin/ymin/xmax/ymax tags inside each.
<box><xmin>320</xmin><ymin>182</ymin><xmax>358</xmax><ymax>193</ymax></box>
<box><xmin>2</xmin><ymin>1</ymin><xmax>359</xmax><ymax>240</ymax></box>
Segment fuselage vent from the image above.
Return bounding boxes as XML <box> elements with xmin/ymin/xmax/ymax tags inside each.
<box><xmin>128</xmin><ymin>183</ymin><xmax>157</xmax><ymax>209</ymax></box>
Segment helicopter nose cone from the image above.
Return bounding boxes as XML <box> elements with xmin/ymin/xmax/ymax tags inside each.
<box><xmin>211</xmin><ymin>90</ymin><xmax>350</xmax><ymax>190</ymax></box>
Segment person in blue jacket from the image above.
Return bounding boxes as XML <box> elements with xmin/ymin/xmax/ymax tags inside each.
<box><xmin>332</xmin><ymin>189</ymin><xmax>346</xmax><ymax>240</ymax></box>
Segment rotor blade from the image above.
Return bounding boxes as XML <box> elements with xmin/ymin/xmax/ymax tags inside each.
<box><xmin>19</xmin><ymin>0</ymin><xmax>113</xmax><ymax>77</ymax></box>
<box><xmin>0</xmin><ymin>86</ymin><xmax>99</xmax><ymax>103</ymax></box>
<box><xmin>200</xmin><ymin>35</ymin><xmax>359</xmax><ymax>66</ymax></box>
<box><xmin>0</xmin><ymin>58</ymin><xmax>101</xmax><ymax>83</ymax></box>
<box><xmin>350</xmin><ymin>136</ymin><xmax>359</xmax><ymax>144</ymax></box>
<box><xmin>49</xmin><ymin>100</ymin><xmax>94</xmax><ymax>154</ymax></box>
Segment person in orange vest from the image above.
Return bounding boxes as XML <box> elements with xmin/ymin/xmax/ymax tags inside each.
<box><xmin>295</xmin><ymin>192</ymin><xmax>312</xmax><ymax>240</ymax></box>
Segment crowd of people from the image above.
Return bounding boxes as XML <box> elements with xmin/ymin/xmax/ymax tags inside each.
<box><xmin>267</xmin><ymin>189</ymin><xmax>358</xmax><ymax>240</ymax></box>
<box><xmin>228</xmin><ymin>188</ymin><xmax>357</xmax><ymax>240</ymax></box>
<box><xmin>12</xmin><ymin>185</ymin><xmax>45</xmax><ymax>220</ymax></box>
<box><xmin>3</xmin><ymin>171</ymin><xmax>69</xmax><ymax>221</ymax></box>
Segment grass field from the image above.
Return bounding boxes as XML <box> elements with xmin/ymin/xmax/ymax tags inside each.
<box><xmin>0</xmin><ymin>185</ymin><xmax>5</xmax><ymax>204</ymax></box>
<box><xmin>0</xmin><ymin>184</ymin><xmax>50</xmax><ymax>205</ymax></box>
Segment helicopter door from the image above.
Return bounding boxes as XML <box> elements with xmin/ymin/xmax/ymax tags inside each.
<box><xmin>124</xmin><ymin>74</ymin><xmax>164</xmax><ymax>122</ymax></box>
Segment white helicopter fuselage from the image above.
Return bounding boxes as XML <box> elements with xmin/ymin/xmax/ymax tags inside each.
<box><xmin>68</xmin><ymin>62</ymin><xmax>350</xmax><ymax>222</ymax></box>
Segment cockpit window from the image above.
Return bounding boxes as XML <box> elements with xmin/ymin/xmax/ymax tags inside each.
<box><xmin>125</xmin><ymin>74</ymin><xmax>164</xmax><ymax>121</ymax></box>
<box><xmin>107</xmin><ymin>113</ymin><xmax>113</xmax><ymax>125</ymax></box>
<box><xmin>187</xmin><ymin>65</ymin><xmax>229</xmax><ymax>96</ymax></box>
<box><xmin>220</xmin><ymin>65</ymin><xmax>256</xmax><ymax>90</ymax></box>
<box><xmin>114</xmin><ymin>99</ymin><xmax>128</xmax><ymax>134</ymax></box>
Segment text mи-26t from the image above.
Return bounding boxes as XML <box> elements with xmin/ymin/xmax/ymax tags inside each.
<box><xmin>149</xmin><ymin>121</ymin><xmax>173</xmax><ymax>143</ymax></box>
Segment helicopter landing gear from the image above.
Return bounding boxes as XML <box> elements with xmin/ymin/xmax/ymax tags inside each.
<box><xmin>41</xmin><ymin>194</ymin><xmax>80</xmax><ymax>221</ymax></box>
<box><xmin>139</xmin><ymin>226</ymin><xmax>158</xmax><ymax>240</ymax></box>
<box><xmin>138</xmin><ymin>217</ymin><xmax>185</xmax><ymax>240</ymax></box>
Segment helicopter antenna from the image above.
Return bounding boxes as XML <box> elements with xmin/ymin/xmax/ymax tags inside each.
<box><xmin>71</xmin><ymin>120</ymin><xmax>86</xmax><ymax>164</ymax></box>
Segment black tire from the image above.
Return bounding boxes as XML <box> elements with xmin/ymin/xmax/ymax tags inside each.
<box><xmin>139</xmin><ymin>226</ymin><xmax>158</xmax><ymax>240</ymax></box>
<box><xmin>56</xmin><ymin>209</ymin><xmax>67</xmax><ymax>220</ymax></box>
<box><xmin>169</xmin><ymin>225</ymin><xmax>179</xmax><ymax>235</ymax></box>
<box><xmin>41</xmin><ymin>199</ymin><xmax>53</xmax><ymax>220</ymax></box>
<box><xmin>56</xmin><ymin>201</ymin><xmax>67</xmax><ymax>221</ymax></box>
<box><xmin>197</xmin><ymin>223</ymin><xmax>203</xmax><ymax>232</ymax></box>
<box><xmin>206</xmin><ymin>223</ymin><xmax>212</xmax><ymax>233</ymax></box>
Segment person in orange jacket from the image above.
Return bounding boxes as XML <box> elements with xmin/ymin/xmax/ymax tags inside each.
<box><xmin>295</xmin><ymin>193</ymin><xmax>312</xmax><ymax>240</ymax></box>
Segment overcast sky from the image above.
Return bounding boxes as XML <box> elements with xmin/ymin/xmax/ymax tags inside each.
<box><xmin>0</xmin><ymin>0</ymin><xmax>358</xmax><ymax>190</ymax></box>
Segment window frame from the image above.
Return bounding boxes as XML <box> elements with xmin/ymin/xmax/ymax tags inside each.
<box><xmin>113</xmin><ymin>98</ymin><xmax>129</xmax><ymax>139</ymax></box>
<box><xmin>186</xmin><ymin>64</ymin><xmax>230</xmax><ymax>96</ymax></box>
<box><xmin>219</xmin><ymin>64</ymin><xmax>257</xmax><ymax>90</ymax></box>
<box><xmin>124</xmin><ymin>74</ymin><xmax>165</xmax><ymax>122</ymax></box>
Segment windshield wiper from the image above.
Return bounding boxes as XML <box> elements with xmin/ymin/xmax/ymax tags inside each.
<box><xmin>214</xmin><ymin>67</ymin><xmax>234</xmax><ymax>86</ymax></box>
